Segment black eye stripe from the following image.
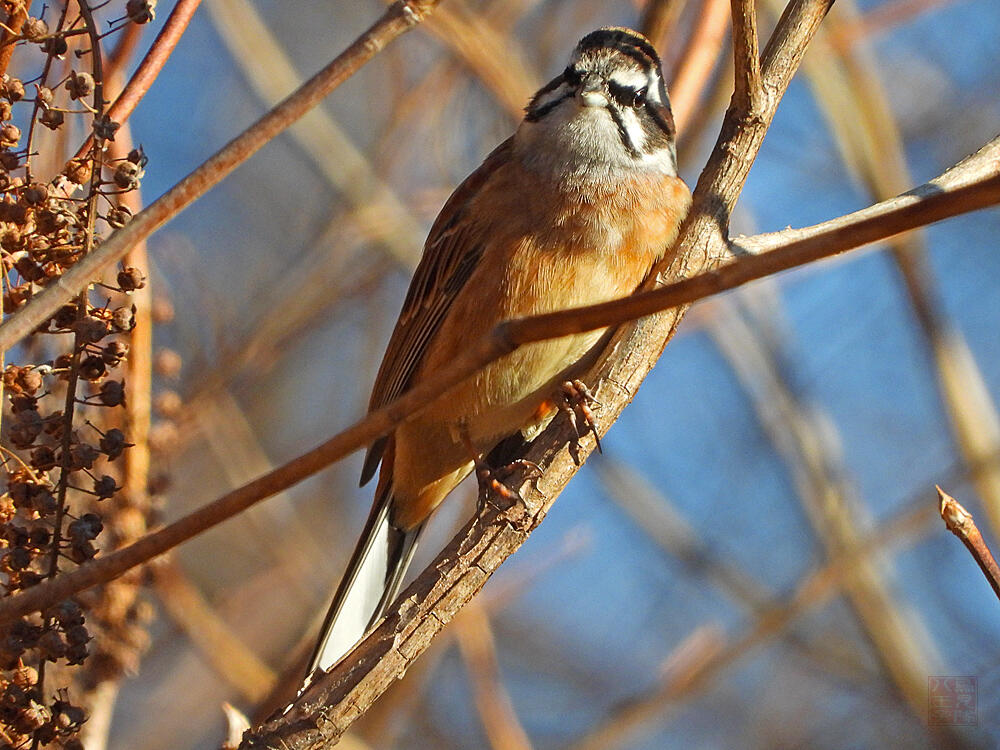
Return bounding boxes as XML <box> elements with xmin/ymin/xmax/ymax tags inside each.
<box><xmin>524</xmin><ymin>89</ymin><xmax>572</xmax><ymax>122</ymax></box>
<box><xmin>607</xmin><ymin>81</ymin><xmax>647</xmax><ymax>108</ymax></box>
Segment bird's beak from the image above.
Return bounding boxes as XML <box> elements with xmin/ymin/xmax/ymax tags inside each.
<box><xmin>577</xmin><ymin>74</ymin><xmax>608</xmax><ymax>108</ymax></box>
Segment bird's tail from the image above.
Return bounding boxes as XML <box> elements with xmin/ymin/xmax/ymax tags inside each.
<box><xmin>306</xmin><ymin>484</ymin><xmax>423</xmax><ymax>678</ymax></box>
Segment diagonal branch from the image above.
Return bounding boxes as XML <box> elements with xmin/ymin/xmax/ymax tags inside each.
<box><xmin>730</xmin><ymin>0</ymin><xmax>762</xmax><ymax>111</ymax></box>
<box><xmin>938</xmin><ymin>486</ymin><xmax>1000</xmax><ymax>602</ymax></box>
<box><xmin>0</xmin><ymin>0</ymin><xmax>445</xmax><ymax>353</ymax></box>
<box><xmin>70</xmin><ymin>0</ymin><xmax>203</xmax><ymax>163</ymax></box>
<box><xmin>0</xmin><ymin>132</ymin><xmax>995</xmax><ymax>636</ymax></box>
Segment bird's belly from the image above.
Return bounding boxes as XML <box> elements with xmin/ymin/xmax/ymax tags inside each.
<box><xmin>392</xmin><ymin>265</ymin><xmax>617</xmax><ymax>508</ymax></box>
<box><xmin>460</xmin><ymin>326</ymin><xmax>605</xmax><ymax>445</ymax></box>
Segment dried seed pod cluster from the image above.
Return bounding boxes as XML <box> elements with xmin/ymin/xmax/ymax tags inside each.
<box><xmin>0</xmin><ymin>1</ymin><xmax>170</xmax><ymax>746</ymax></box>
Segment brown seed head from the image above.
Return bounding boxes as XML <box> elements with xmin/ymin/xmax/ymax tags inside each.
<box><xmin>21</xmin><ymin>17</ymin><xmax>48</xmax><ymax>41</ymax></box>
<box><xmin>0</xmin><ymin>76</ymin><xmax>24</xmax><ymax>102</ymax></box>
<box><xmin>64</xmin><ymin>71</ymin><xmax>95</xmax><ymax>102</ymax></box>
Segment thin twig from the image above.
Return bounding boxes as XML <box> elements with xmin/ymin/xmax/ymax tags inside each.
<box><xmin>729</xmin><ymin>0</ymin><xmax>762</xmax><ymax>111</ymax></box>
<box><xmin>937</xmin><ymin>486</ymin><xmax>1000</xmax><ymax>601</ymax></box>
<box><xmin>70</xmin><ymin>0</ymin><xmax>203</xmax><ymax>161</ymax></box>
<box><xmin>0</xmin><ymin>0</ymin><xmax>444</xmax><ymax>352</ymax></box>
<box><xmin>0</xmin><ymin>132</ymin><xmax>994</xmax><ymax>632</ymax></box>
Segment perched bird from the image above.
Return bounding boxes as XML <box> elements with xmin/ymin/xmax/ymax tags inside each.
<box><xmin>308</xmin><ymin>26</ymin><xmax>691</xmax><ymax>676</ymax></box>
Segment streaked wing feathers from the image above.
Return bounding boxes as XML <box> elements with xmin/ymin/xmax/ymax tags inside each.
<box><xmin>360</xmin><ymin>138</ymin><xmax>514</xmax><ymax>486</ymax></box>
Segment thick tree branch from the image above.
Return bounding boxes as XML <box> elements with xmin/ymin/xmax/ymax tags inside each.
<box><xmin>0</xmin><ymin>0</ymin><xmax>443</xmax><ymax>353</ymax></box>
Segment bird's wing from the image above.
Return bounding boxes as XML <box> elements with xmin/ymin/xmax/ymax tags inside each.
<box><xmin>360</xmin><ymin>137</ymin><xmax>514</xmax><ymax>485</ymax></box>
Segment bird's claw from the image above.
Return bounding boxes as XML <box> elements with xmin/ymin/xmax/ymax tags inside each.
<box><xmin>474</xmin><ymin>458</ymin><xmax>541</xmax><ymax>517</ymax></box>
<box><xmin>559</xmin><ymin>379</ymin><xmax>603</xmax><ymax>464</ymax></box>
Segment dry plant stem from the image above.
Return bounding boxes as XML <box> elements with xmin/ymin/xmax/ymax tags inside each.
<box><xmin>455</xmin><ymin>605</ymin><xmax>533</xmax><ymax>750</ymax></box>
<box><xmin>641</xmin><ymin>0</ymin><xmax>689</xmax><ymax>49</ymax></box>
<box><xmin>152</xmin><ymin>561</ymin><xmax>278</xmax><ymax>703</ymax></box>
<box><xmin>0</xmin><ymin>0</ymin><xmax>445</xmax><ymax>352</ymax></box>
<box><xmin>24</xmin><ymin>0</ymin><xmax>72</xmax><ymax>184</ymax></box>
<box><xmin>937</xmin><ymin>486</ymin><xmax>1000</xmax><ymax>601</ymax></box>
<box><xmin>35</xmin><ymin>0</ymin><xmax>108</xmax><ymax>725</ymax></box>
<box><xmin>0</xmin><ymin>128</ymin><xmax>995</xmax><ymax>634</ymax></box>
<box><xmin>78</xmin><ymin>118</ymin><xmax>152</xmax><ymax>750</ymax></box>
<box><xmin>118</xmin><ymin>178</ymin><xmax>153</xmax><ymax>496</ymax></box>
<box><xmin>668</xmin><ymin>0</ymin><xmax>731</xmax><ymax>133</ymax></box>
<box><xmin>71</xmin><ymin>0</ymin><xmax>204</xmax><ymax>161</ymax></box>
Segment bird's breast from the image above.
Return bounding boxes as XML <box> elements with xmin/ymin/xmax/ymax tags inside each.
<box><xmin>415</xmin><ymin>162</ymin><xmax>690</xmax><ymax>440</ymax></box>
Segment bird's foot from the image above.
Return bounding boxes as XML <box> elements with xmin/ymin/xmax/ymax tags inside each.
<box><xmin>559</xmin><ymin>379</ymin><xmax>603</xmax><ymax>464</ymax></box>
<box><xmin>474</xmin><ymin>457</ymin><xmax>541</xmax><ymax>518</ymax></box>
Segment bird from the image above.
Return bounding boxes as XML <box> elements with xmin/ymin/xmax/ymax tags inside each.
<box><xmin>307</xmin><ymin>26</ymin><xmax>691</xmax><ymax>677</ymax></box>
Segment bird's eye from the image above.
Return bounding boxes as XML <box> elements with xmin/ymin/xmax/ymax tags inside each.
<box><xmin>563</xmin><ymin>66</ymin><xmax>581</xmax><ymax>85</ymax></box>
<box><xmin>609</xmin><ymin>82</ymin><xmax>647</xmax><ymax>109</ymax></box>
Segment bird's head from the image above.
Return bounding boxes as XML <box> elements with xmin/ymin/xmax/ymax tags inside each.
<box><xmin>516</xmin><ymin>27</ymin><xmax>678</xmax><ymax>181</ymax></box>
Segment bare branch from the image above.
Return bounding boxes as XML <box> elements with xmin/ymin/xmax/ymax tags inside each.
<box><xmin>70</xmin><ymin>0</ymin><xmax>203</xmax><ymax>162</ymax></box>
<box><xmin>0</xmin><ymin>0</ymin><xmax>444</xmax><ymax>353</ymax></box>
<box><xmin>730</xmin><ymin>0</ymin><xmax>762</xmax><ymax>111</ymax></box>
<box><xmin>937</xmin><ymin>486</ymin><xmax>1000</xmax><ymax>601</ymax></box>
